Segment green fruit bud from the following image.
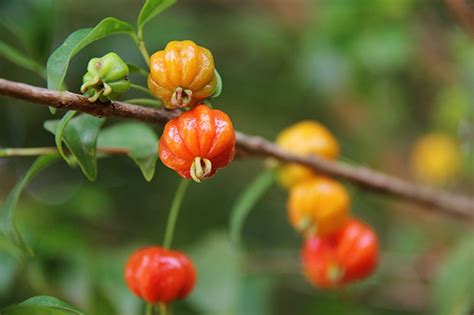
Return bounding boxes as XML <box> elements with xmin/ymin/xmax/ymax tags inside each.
<box><xmin>81</xmin><ymin>52</ymin><xmax>130</xmax><ymax>102</ymax></box>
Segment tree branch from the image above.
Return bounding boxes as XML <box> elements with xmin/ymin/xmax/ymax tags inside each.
<box><xmin>444</xmin><ymin>0</ymin><xmax>474</xmax><ymax>39</ymax></box>
<box><xmin>1</xmin><ymin>78</ymin><xmax>473</xmax><ymax>218</ymax></box>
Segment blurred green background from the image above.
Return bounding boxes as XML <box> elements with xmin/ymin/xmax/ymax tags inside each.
<box><xmin>0</xmin><ymin>0</ymin><xmax>473</xmax><ymax>314</ymax></box>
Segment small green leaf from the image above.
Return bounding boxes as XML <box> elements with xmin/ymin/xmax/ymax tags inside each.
<box><xmin>434</xmin><ymin>233</ymin><xmax>474</xmax><ymax>315</ymax></box>
<box><xmin>210</xmin><ymin>69</ymin><xmax>223</xmax><ymax>98</ymax></box>
<box><xmin>55</xmin><ymin>110</ymin><xmax>77</xmax><ymax>165</ymax></box>
<box><xmin>2</xmin><ymin>295</ymin><xmax>84</xmax><ymax>315</ymax></box>
<box><xmin>1</xmin><ymin>306</ymin><xmax>71</xmax><ymax>315</ymax></box>
<box><xmin>0</xmin><ymin>40</ymin><xmax>46</xmax><ymax>78</ymax></box>
<box><xmin>0</xmin><ymin>155</ymin><xmax>60</xmax><ymax>255</ymax></box>
<box><xmin>137</xmin><ymin>0</ymin><xmax>176</xmax><ymax>34</ymax></box>
<box><xmin>44</xmin><ymin>115</ymin><xmax>105</xmax><ymax>181</ymax></box>
<box><xmin>229</xmin><ymin>170</ymin><xmax>275</xmax><ymax>247</ymax></box>
<box><xmin>47</xmin><ymin>17</ymin><xmax>134</xmax><ymax>91</ymax></box>
<box><xmin>98</xmin><ymin>122</ymin><xmax>158</xmax><ymax>181</ymax></box>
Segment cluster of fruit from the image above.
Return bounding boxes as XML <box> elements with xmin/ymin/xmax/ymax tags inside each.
<box><xmin>121</xmin><ymin>41</ymin><xmax>236</xmax><ymax>306</ymax></box>
<box><xmin>87</xmin><ymin>40</ymin><xmax>379</xmax><ymax>306</ymax></box>
<box><xmin>276</xmin><ymin>121</ymin><xmax>379</xmax><ymax>288</ymax></box>
<box><xmin>81</xmin><ymin>40</ymin><xmax>236</xmax><ymax>184</ymax></box>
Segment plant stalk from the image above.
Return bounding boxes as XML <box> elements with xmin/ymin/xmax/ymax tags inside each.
<box><xmin>134</xmin><ymin>31</ymin><xmax>150</xmax><ymax>66</ymax></box>
<box><xmin>0</xmin><ymin>147</ymin><xmax>129</xmax><ymax>157</ymax></box>
<box><xmin>131</xmin><ymin>83</ymin><xmax>153</xmax><ymax>96</ymax></box>
<box><xmin>145</xmin><ymin>303</ymin><xmax>154</xmax><ymax>315</ymax></box>
<box><xmin>163</xmin><ymin>179</ymin><xmax>190</xmax><ymax>249</ymax></box>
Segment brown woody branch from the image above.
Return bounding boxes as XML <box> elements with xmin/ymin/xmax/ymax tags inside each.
<box><xmin>0</xmin><ymin>78</ymin><xmax>473</xmax><ymax>218</ymax></box>
<box><xmin>444</xmin><ymin>0</ymin><xmax>474</xmax><ymax>38</ymax></box>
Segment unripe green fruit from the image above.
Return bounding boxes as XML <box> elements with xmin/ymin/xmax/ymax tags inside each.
<box><xmin>81</xmin><ymin>52</ymin><xmax>131</xmax><ymax>102</ymax></box>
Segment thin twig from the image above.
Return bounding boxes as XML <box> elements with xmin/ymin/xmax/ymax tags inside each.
<box><xmin>0</xmin><ymin>78</ymin><xmax>473</xmax><ymax>218</ymax></box>
<box><xmin>444</xmin><ymin>0</ymin><xmax>474</xmax><ymax>38</ymax></box>
<box><xmin>0</xmin><ymin>146</ymin><xmax>130</xmax><ymax>157</ymax></box>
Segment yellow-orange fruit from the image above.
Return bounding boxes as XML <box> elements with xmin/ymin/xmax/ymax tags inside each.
<box><xmin>148</xmin><ymin>40</ymin><xmax>217</xmax><ymax>109</ymax></box>
<box><xmin>276</xmin><ymin>121</ymin><xmax>339</xmax><ymax>189</ymax></box>
<box><xmin>288</xmin><ymin>177</ymin><xmax>350</xmax><ymax>237</ymax></box>
<box><xmin>410</xmin><ymin>133</ymin><xmax>461</xmax><ymax>185</ymax></box>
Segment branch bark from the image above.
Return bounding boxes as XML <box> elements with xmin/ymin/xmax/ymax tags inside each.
<box><xmin>1</xmin><ymin>78</ymin><xmax>473</xmax><ymax>218</ymax></box>
<box><xmin>444</xmin><ymin>0</ymin><xmax>474</xmax><ymax>39</ymax></box>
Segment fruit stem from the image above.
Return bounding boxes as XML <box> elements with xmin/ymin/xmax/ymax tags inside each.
<box><xmin>145</xmin><ymin>303</ymin><xmax>154</xmax><ymax>315</ymax></box>
<box><xmin>163</xmin><ymin>179</ymin><xmax>190</xmax><ymax>249</ymax></box>
<box><xmin>125</xmin><ymin>98</ymin><xmax>163</xmax><ymax>108</ymax></box>
<box><xmin>159</xmin><ymin>303</ymin><xmax>167</xmax><ymax>315</ymax></box>
<box><xmin>130</xmin><ymin>83</ymin><xmax>154</xmax><ymax>96</ymax></box>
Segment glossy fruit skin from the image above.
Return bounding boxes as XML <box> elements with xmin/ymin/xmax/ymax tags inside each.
<box><xmin>148</xmin><ymin>40</ymin><xmax>217</xmax><ymax>109</ymax></box>
<box><xmin>302</xmin><ymin>218</ymin><xmax>379</xmax><ymax>289</ymax></box>
<box><xmin>81</xmin><ymin>52</ymin><xmax>130</xmax><ymax>102</ymax></box>
<box><xmin>288</xmin><ymin>177</ymin><xmax>350</xmax><ymax>236</ymax></box>
<box><xmin>159</xmin><ymin>104</ymin><xmax>236</xmax><ymax>182</ymax></box>
<box><xmin>125</xmin><ymin>247</ymin><xmax>196</xmax><ymax>304</ymax></box>
<box><xmin>410</xmin><ymin>132</ymin><xmax>461</xmax><ymax>185</ymax></box>
<box><xmin>276</xmin><ymin>121</ymin><xmax>339</xmax><ymax>189</ymax></box>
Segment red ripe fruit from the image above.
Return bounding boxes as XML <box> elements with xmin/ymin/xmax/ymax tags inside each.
<box><xmin>124</xmin><ymin>247</ymin><xmax>196</xmax><ymax>303</ymax></box>
<box><xmin>302</xmin><ymin>218</ymin><xmax>379</xmax><ymax>289</ymax></box>
<box><xmin>159</xmin><ymin>104</ymin><xmax>236</xmax><ymax>183</ymax></box>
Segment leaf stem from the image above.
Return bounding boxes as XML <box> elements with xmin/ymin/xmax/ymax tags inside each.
<box><xmin>0</xmin><ymin>147</ymin><xmax>129</xmax><ymax>157</ymax></box>
<box><xmin>133</xmin><ymin>31</ymin><xmax>150</xmax><ymax>66</ymax></box>
<box><xmin>163</xmin><ymin>179</ymin><xmax>190</xmax><ymax>249</ymax></box>
<box><xmin>131</xmin><ymin>83</ymin><xmax>153</xmax><ymax>96</ymax></box>
<box><xmin>55</xmin><ymin>110</ymin><xmax>77</xmax><ymax>165</ymax></box>
<box><xmin>125</xmin><ymin>98</ymin><xmax>162</xmax><ymax>108</ymax></box>
<box><xmin>128</xmin><ymin>65</ymin><xmax>149</xmax><ymax>77</ymax></box>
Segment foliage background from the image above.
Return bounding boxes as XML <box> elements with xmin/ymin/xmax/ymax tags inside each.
<box><xmin>0</xmin><ymin>0</ymin><xmax>473</xmax><ymax>314</ymax></box>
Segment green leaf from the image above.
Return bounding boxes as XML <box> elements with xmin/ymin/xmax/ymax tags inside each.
<box><xmin>0</xmin><ymin>40</ymin><xmax>46</xmax><ymax>78</ymax></box>
<box><xmin>98</xmin><ymin>122</ymin><xmax>158</xmax><ymax>181</ymax></box>
<box><xmin>0</xmin><ymin>155</ymin><xmax>59</xmax><ymax>255</ymax></box>
<box><xmin>47</xmin><ymin>17</ymin><xmax>134</xmax><ymax>91</ymax></box>
<box><xmin>137</xmin><ymin>0</ymin><xmax>176</xmax><ymax>34</ymax></box>
<box><xmin>44</xmin><ymin>115</ymin><xmax>105</xmax><ymax>181</ymax></box>
<box><xmin>1</xmin><ymin>306</ymin><xmax>72</xmax><ymax>315</ymax></box>
<box><xmin>55</xmin><ymin>111</ymin><xmax>77</xmax><ymax>165</ymax></box>
<box><xmin>211</xmin><ymin>69</ymin><xmax>223</xmax><ymax>98</ymax></box>
<box><xmin>2</xmin><ymin>295</ymin><xmax>83</xmax><ymax>315</ymax></box>
<box><xmin>434</xmin><ymin>233</ymin><xmax>474</xmax><ymax>315</ymax></box>
<box><xmin>229</xmin><ymin>170</ymin><xmax>274</xmax><ymax>247</ymax></box>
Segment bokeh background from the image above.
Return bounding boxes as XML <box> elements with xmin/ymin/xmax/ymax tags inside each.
<box><xmin>0</xmin><ymin>0</ymin><xmax>473</xmax><ymax>314</ymax></box>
